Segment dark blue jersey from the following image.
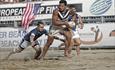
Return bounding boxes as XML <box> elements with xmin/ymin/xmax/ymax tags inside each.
<box><xmin>24</xmin><ymin>28</ymin><xmax>48</xmax><ymax>42</ymax></box>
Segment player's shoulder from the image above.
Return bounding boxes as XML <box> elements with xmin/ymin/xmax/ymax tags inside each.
<box><xmin>31</xmin><ymin>28</ymin><xmax>38</xmax><ymax>33</ymax></box>
<box><xmin>31</xmin><ymin>28</ymin><xmax>37</xmax><ymax>31</ymax></box>
<box><xmin>69</xmin><ymin>8</ymin><xmax>76</xmax><ymax>15</ymax></box>
<box><xmin>43</xmin><ymin>29</ymin><xmax>47</xmax><ymax>32</ymax></box>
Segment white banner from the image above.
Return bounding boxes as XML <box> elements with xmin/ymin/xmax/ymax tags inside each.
<box><xmin>79</xmin><ymin>23</ymin><xmax>115</xmax><ymax>48</ymax></box>
<box><xmin>0</xmin><ymin>23</ymin><xmax>115</xmax><ymax>48</ymax></box>
<box><xmin>0</xmin><ymin>0</ymin><xmax>114</xmax><ymax>21</ymax></box>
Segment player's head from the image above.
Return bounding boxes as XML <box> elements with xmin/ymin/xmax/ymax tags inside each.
<box><xmin>59</xmin><ymin>0</ymin><xmax>67</xmax><ymax>12</ymax></box>
<box><xmin>37</xmin><ymin>21</ymin><xmax>45</xmax><ymax>31</ymax></box>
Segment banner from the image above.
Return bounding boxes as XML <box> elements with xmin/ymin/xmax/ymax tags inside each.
<box><xmin>0</xmin><ymin>0</ymin><xmax>114</xmax><ymax>21</ymax></box>
<box><xmin>0</xmin><ymin>23</ymin><xmax>115</xmax><ymax>48</ymax></box>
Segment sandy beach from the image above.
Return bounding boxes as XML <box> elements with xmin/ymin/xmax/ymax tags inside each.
<box><xmin>0</xmin><ymin>48</ymin><xmax>115</xmax><ymax>70</ymax></box>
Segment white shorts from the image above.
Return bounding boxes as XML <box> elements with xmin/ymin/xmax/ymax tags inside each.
<box><xmin>19</xmin><ymin>39</ymin><xmax>39</xmax><ymax>49</ymax></box>
<box><xmin>72</xmin><ymin>29</ymin><xmax>80</xmax><ymax>39</ymax></box>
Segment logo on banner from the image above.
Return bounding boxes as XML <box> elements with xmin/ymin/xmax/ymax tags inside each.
<box><xmin>81</xmin><ymin>26</ymin><xmax>103</xmax><ymax>45</ymax></box>
<box><xmin>90</xmin><ymin>0</ymin><xmax>112</xmax><ymax>15</ymax></box>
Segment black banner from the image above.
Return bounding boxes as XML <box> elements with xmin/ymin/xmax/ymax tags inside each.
<box><xmin>0</xmin><ymin>5</ymin><xmax>57</xmax><ymax>17</ymax></box>
<box><xmin>0</xmin><ymin>4</ymin><xmax>82</xmax><ymax>17</ymax></box>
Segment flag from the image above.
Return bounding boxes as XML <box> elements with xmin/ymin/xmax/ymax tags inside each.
<box><xmin>21</xmin><ymin>3</ymin><xmax>40</xmax><ymax>30</ymax></box>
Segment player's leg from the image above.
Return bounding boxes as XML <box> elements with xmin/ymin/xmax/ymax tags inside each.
<box><xmin>63</xmin><ymin>30</ymin><xmax>73</xmax><ymax>58</ymax></box>
<box><xmin>38</xmin><ymin>35</ymin><xmax>54</xmax><ymax>60</ymax></box>
<box><xmin>73</xmin><ymin>38</ymin><xmax>81</xmax><ymax>56</ymax></box>
<box><xmin>5</xmin><ymin>47</ymin><xmax>24</xmax><ymax>60</ymax></box>
<box><xmin>67</xmin><ymin>39</ymin><xmax>74</xmax><ymax>55</ymax></box>
<box><xmin>33</xmin><ymin>46</ymin><xmax>42</xmax><ymax>60</ymax></box>
<box><xmin>72</xmin><ymin>29</ymin><xmax>81</xmax><ymax>56</ymax></box>
<box><xmin>32</xmin><ymin>41</ymin><xmax>42</xmax><ymax>60</ymax></box>
<box><xmin>5</xmin><ymin>39</ymin><xmax>29</xmax><ymax>59</ymax></box>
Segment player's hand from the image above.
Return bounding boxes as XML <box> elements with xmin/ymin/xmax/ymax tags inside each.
<box><xmin>64</xmin><ymin>22</ymin><xmax>71</xmax><ymax>28</ymax></box>
<box><xmin>31</xmin><ymin>41</ymin><xmax>35</xmax><ymax>47</ymax></box>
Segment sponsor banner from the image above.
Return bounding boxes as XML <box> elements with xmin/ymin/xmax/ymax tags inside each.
<box><xmin>75</xmin><ymin>0</ymin><xmax>114</xmax><ymax>16</ymax></box>
<box><xmin>0</xmin><ymin>23</ymin><xmax>115</xmax><ymax>48</ymax></box>
<box><xmin>79</xmin><ymin>23</ymin><xmax>115</xmax><ymax>48</ymax></box>
<box><xmin>0</xmin><ymin>2</ymin><xmax>81</xmax><ymax>21</ymax></box>
<box><xmin>0</xmin><ymin>28</ymin><xmax>25</xmax><ymax>48</ymax></box>
<box><xmin>0</xmin><ymin>6</ymin><xmax>57</xmax><ymax>17</ymax></box>
<box><xmin>0</xmin><ymin>0</ymin><xmax>114</xmax><ymax>21</ymax></box>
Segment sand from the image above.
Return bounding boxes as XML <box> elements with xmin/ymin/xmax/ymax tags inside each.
<box><xmin>0</xmin><ymin>48</ymin><xmax>115</xmax><ymax>70</ymax></box>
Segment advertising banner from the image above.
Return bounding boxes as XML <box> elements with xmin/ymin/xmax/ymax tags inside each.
<box><xmin>0</xmin><ymin>23</ymin><xmax>115</xmax><ymax>48</ymax></box>
<box><xmin>0</xmin><ymin>0</ymin><xmax>114</xmax><ymax>21</ymax></box>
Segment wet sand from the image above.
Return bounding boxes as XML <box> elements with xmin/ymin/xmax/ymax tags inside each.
<box><xmin>0</xmin><ymin>48</ymin><xmax>115</xmax><ymax>70</ymax></box>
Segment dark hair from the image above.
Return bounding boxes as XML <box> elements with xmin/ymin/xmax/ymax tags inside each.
<box><xmin>37</xmin><ymin>21</ymin><xmax>44</xmax><ymax>26</ymax></box>
<box><xmin>59</xmin><ymin>0</ymin><xmax>67</xmax><ymax>6</ymax></box>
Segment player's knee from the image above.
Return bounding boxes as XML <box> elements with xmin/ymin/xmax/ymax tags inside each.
<box><xmin>74</xmin><ymin>39</ymin><xmax>81</xmax><ymax>46</ymax></box>
<box><xmin>77</xmin><ymin>42</ymin><xmax>81</xmax><ymax>46</ymax></box>
<box><xmin>13</xmin><ymin>47</ymin><xmax>24</xmax><ymax>53</ymax></box>
<box><xmin>33</xmin><ymin>45</ymin><xmax>41</xmax><ymax>52</ymax></box>
<box><xmin>47</xmin><ymin>36</ymin><xmax>54</xmax><ymax>45</ymax></box>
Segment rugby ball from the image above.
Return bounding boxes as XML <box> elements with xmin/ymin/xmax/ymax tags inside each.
<box><xmin>68</xmin><ymin>21</ymin><xmax>76</xmax><ymax>28</ymax></box>
<box><xmin>90</xmin><ymin>0</ymin><xmax>112</xmax><ymax>15</ymax></box>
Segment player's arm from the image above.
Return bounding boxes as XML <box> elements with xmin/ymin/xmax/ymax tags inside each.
<box><xmin>52</xmin><ymin>10</ymin><xmax>69</xmax><ymax>27</ymax></box>
<box><xmin>30</xmin><ymin>33</ymin><xmax>35</xmax><ymax>47</ymax></box>
<box><xmin>44</xmin><ymin>29</ymin><xmax>49</xmax><ymax>36</ymax></box>
<box><xmin>70</xmin><ymin>9</ymin><xmax>77</xmax><ymax>24</ymax></box>
<box><xmin>78</xmin><ymin>15</ymin><xmax>84</xmax><ymax>29</ymax></box>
